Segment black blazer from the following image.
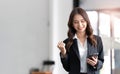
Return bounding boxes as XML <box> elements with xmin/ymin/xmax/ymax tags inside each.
<box><xmin>60</xmin><ymin>35</ymin><xmax>104</xmax><ymax>74</ymax></box>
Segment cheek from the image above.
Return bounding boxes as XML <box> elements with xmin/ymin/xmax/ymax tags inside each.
<box><xmin>84</xmin><ymin>24</ymin><xmax>87</xmax><ymax>28</ymax></box>
<box><xmin>73</xmin><ymin>24</ymin><xmax>78</xmax><ymax>29</ymax></box>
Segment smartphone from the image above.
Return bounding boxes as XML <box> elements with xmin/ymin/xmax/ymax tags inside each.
<box><xmin>88</xmin><ymin>53</ymin><xmax>98</xmax><ymax>60</ymax></box>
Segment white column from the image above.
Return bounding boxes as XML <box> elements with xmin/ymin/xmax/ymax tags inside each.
<box><xmin>49</xmin><ymin>0</ymin><xmax>72</xmax><ymax>74</ymax></box>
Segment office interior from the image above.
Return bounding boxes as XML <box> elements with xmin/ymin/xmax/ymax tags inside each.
<box><xmin>0</xmin><ymin>0</ymin><xmax>120</xmax><ymax>74</ymax></box>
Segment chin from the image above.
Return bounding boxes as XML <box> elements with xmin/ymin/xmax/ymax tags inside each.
<box><xmin>78</xmin><ymin>30</ymin><xmax>85</xmax><ymax>33</ymax></box>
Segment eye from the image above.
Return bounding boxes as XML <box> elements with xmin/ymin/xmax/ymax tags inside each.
<box><xmin>73</xmin><ymin>21</ymin><xmax>79</xmax><ymax>24</ymax></box>
<box><xmin>81</xmin><ymin>20</ymin><xmax>86</xmax><ymax>23</ymax></box>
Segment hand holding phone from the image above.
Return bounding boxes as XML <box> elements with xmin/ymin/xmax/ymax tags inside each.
<box><xmin>87</xmin><ymin>53</ymin><xmax>98</xmax><ymax>67</ymax></box>
<box><xmin>88</xmin><ymin>53</ymin><xmax>98</xmax><ymax>60</ymax></box>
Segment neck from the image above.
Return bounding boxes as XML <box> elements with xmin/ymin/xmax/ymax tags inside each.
<box><xmin>76</xmin><ymin>32</ymin><xmax>87</xmax><ymax>46</ymax></box>
<box><xmin>76</xmin><ymin>32</ymin><xmax>86</xmax><ymax>39</ymax></box>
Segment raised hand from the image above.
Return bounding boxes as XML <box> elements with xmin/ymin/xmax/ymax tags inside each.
<box><xmin>57</xmin><ymin>41</ymin><xmax>66</xmax><ymax>55</ymax></box>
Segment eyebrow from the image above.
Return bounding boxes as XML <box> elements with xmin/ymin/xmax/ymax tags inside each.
<box><xmin>73</xmin><ymin>19</ymin><xmax>85</xmax><ymax>21</ymax></box>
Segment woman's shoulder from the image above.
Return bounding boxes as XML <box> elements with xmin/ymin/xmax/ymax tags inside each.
<box><xmin>63</xmin><ymin>38</ymin><xmax>69</xmax><ymax>43</ymax></box>
<box><xmin>93</xmin><ymin>35</ymin><xmax>101</xmax><ymax>39</ymax></box>
<box><xmin>93</xmin><ymin>35</ymin><xmax>102</xmax><ymax>42</ymax></box>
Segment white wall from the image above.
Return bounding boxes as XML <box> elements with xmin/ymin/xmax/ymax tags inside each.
<box><xmin>0</xmin><ymin>0</ymin><xmax>73</xmax><ymax>74</ymax></box>
<box><xmin>0</xmin><ymin>0</ymin><xmax>49</xmax><ymax>74</ymax></box>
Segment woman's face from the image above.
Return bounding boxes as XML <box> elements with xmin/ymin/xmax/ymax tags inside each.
<box><xmin>73</xmin><ymin>14</ymin><xmax>87</xmax><ymax>33</ymax></box>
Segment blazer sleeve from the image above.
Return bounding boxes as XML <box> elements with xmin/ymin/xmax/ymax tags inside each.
<box><xmin>95</xmin><ymin>36</ymin><xmax>104</xmax><ymax>70</ymax></box>
<box><xmin>60</xmin><ymin>39</ymin><xmax>70</xmax><ymax>72</ymax></box>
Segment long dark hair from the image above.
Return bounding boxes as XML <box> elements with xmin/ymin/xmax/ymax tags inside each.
<box><xmin>66</xmin><ymin>7</ymin><xmax>97</xmax><ymax>50</ymax></box>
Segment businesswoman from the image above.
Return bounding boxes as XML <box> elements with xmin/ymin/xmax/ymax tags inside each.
<box><xmin>57</xmin><ymin>7</ymin><xmax>104</xmax><ymax>74</ymax></box>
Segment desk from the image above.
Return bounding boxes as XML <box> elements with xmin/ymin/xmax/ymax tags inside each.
<box><xmin>32</xmin><ymin>72</ymin><xmax>52</xmax><ymax>74</ymax></box>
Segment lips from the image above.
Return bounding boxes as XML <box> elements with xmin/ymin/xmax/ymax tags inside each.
<box><xmin>78</xmin><ymin>27</ymin><xmax>84</xmax><ymax>30</ymax></box>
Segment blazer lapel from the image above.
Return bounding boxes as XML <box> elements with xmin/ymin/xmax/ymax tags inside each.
<box><xmin>87</xmin><ymin>39</ymin><xmax>98</xmax><ymax>57</ymax></box>
<box><xmin>72</xmin><ymin>39</ymin><xmax>80</xmax><ymax>60</ymax></box>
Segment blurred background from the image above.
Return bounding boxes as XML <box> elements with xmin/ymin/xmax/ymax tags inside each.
<box><xmin>0</xmin><ymin>0</ymin><xmax>120</xmax><ymax>74</ymax></box>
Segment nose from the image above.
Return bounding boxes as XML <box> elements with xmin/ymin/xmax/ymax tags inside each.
<box><xmin>78</xmin><ymin>22</ymin><xmax>83</xmax><ymax>27</ymax></box>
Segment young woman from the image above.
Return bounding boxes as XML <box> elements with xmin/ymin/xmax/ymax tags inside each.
<box><xmin>57</xmin><ymin>7</ymin><xmax>104</xmax><ymax>74</ymax></box>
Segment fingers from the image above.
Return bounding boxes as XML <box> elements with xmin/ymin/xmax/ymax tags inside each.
<box><xmin>57</xmin><ymin>41</ymin><xmax>65</xmax><ymax>49</ymax></box>
<box><xmin>57</xmin><ymin>41</ymin><xmax>66</xmax><ymax>55</ymax></box>
<box><xmin>92</xmin><ymin>56</ymin><xmax>98</xmax><ymax>61</ymax></box>
<box><xmin>87</xmin><ymin>57</ymin><xmax>98</xmax><ymax>66</ymax></box>
<box><xmin>87</xmin><ymin>59</ymin><xmax>96</xmax><ymax>66</ymax></box>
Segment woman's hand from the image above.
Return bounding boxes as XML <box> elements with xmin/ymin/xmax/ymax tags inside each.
<box><xmin>87</xmin><ymin>56</ymin><xmax>98</xmax><ymax>67</ymax></box>
<box><xmin>57</xmin><ymin>41</ymin><xmax>66</xmax><ymax>55</ymax></box>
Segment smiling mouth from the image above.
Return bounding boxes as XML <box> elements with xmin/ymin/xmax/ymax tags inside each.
<box><xmin>78</xmin><ymin>27</ymin><xmax>84</xmax><ymax>30</ymax></box>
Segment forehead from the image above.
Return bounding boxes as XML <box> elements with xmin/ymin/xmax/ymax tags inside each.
<box><xmin>73</xmin><ymin>14</ymin><xmax>84</xmax><ymax>20</ymax></box>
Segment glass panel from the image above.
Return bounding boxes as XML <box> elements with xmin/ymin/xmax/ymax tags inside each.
<box><xmin>112</xmin><ymin>15</ymin><xmax>120</xmax><ymax>74</ymax></box>
<box><xmin>98</xmin><ymin>12</ymin><xmax>111</xmax><ymax>74</ymax></box>
<box><xmin>99</xmin><ymin>13</ymin><xmax>111</xmax><ymax>37</ymax></box>
<box><xmin>113</xmin><ymin>17</ymin><xmax>120</xmax><ymax>43</ymax></box>
<box><xmin>87</xmin><ymin>11</ymin><xmax>98</xmax><ymax>35</ymax></box>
